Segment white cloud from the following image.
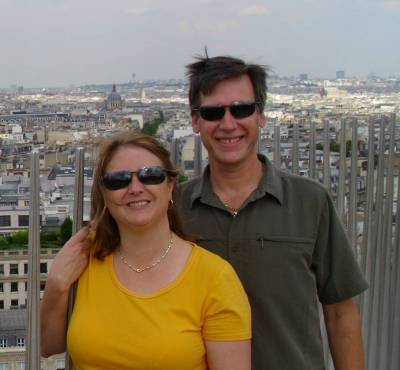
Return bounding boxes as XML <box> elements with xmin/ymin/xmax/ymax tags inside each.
<box><xmin>179</xmin><ymin>18</ymin><xmax>238</xmax><ymax>34</ymax></box>
<box><xmin>240</xmin><ymin>4</ymin><xmax>269</xmax><ymax>15</ymax></box>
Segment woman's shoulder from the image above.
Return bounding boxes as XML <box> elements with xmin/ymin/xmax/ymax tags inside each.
<box><xmin>190</xmin><ymin>243</ymin><xmax>236</xmax><ymax>278</ymax></box>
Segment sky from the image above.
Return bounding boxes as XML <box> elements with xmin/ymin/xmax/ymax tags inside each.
<box><xmin>0</xmin><ymin>0</ymin><xmax>399</xmax><ymax>87</ymax></box>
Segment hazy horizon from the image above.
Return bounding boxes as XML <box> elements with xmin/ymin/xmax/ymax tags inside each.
<box><xmin>1</xmin><ymin>0</ymin><xmax>399</xmax><ymax>88</ymax></box>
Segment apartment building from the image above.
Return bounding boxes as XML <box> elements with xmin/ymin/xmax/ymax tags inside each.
<box><xmin>0</xmin><ymin>249</ymin><xmax>57</xmax><ymax>310</ymax></box>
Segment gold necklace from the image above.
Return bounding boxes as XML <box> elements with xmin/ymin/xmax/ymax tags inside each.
<box><xmin>119</xmin><ymin>233</ymin><xmax>173</xmax><ymax>273</ymax></box>
<box><xmin>222</xmin><ymin>201</ymin><xmax>239</xmax><ymax>216</ymax></box>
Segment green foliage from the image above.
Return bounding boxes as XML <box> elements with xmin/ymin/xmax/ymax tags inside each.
<box><xmin>0</xmin><ymin>227</ymin><xmax>64</xmax><ymax>250</ymax></box>
<box><xmin>178</xmin><ymin>173</ymin><xmax>189</xmax><ymax>183</ymax></box>
<box><xmin>0</xmin><ymin>231</ymin><xmax>28</xmax><ymax>250</ymax></box>
<box><xmin>60</xmin><ymin>216</ymin><xmax>73</xmax><ymax>245</ymax></box>
<box><xmin>141</xmin><ymin>118</ymin><xmax>162</xmax><ymax>137</ymax></box>
<box><xmin>330</xmin><ymin>142</ymin><xmax>340</xmax><ymax>153</ymax></box>
<box><xmin>11</xmin><ymin>230</ymin><xmax>29</xmax><ymax>244</ymax></box>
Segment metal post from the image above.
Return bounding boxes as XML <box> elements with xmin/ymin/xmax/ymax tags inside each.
<box><xmin>292</xmin><ymin>121</ymin><xmax>299</xmax><ymax>175</ymax></box>
<box><xmin>194</xmin><ymin>135</ymin><xmax>203</xmax><ymax>177</ymax></box>
<box><xmin>337</xmin><ymin>118</ymin><xmax>347</xmax><ymax>222</ymax></box>
<box><xmin>389</xmin><ymin>163</ymin><xmax>400</xmax><ymax>370</ymax></box>
<box><xmin>361</xmin><ymin>116</ymin><xmax>376</xmax><ymax>340</ymax></box>
<box><xmin>379</xmin><ymin>115</ymin><xmax>396</xmax><ymax>369</ymax></box>
<box><xmin>170</xmin><ymin>138</ymin><xmax>181</xmax><ymax>170</ymax></box>
<box><xmin>274</xmin><ymin>124</ymin><xmax>281</xmax><ymax>168</ymax></box>
<box><xmin>26</xmin><ymin>151</ymin><xmax>41</xmax><ymax>370</ymax></box>
<box><xmin>65</xmin><ymin>148</ymin><xmax>85</xmax><ymax>370</ymax></box>
<box><xmin>323</xmin><ymin>119</ymin><xmax>331</xmax><ymax>190</ymax></box>
<box><xmin>348</xmin><ymin>118</ymin><xmax>358</xmax><ymax>251</ymax></box>
<box><xmin>309</xmin><ymin>118</ymin><xmax>316</xmax><ymax>180</ymax></box>
<box><xmin>367</xmin><ymin>118</ymin><xmax>386</xmax><ymax>370</ymax></box>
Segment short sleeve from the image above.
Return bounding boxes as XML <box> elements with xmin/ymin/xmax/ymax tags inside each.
<box><xmin>313</xmin><ymin>191</ymin><xmax>368</xmax><ymax>304</ymax></box>
<box><xmin>202</xmin><ymin>262</ymin><xmax>251</xmax><ymax>341</ymax></box>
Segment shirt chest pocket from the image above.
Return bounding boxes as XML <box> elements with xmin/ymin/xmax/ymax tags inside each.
<box><xmin>235</xmin><ymin>235</ymin><xmax>316</xmax><ymax>294</ymax></box>
<box><xmin>244</xmin><ymin>235</ymin><xmax>315</xmax><ymax>271</ymax></box>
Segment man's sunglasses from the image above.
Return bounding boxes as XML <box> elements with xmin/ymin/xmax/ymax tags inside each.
<box><xmin>103</xmin><ymin>166</ymin><xmax>176</xmax><ymax>190</ymax></box>
<box><xmin>193</xmin><ymin>101</ymin><xmax>259</xmax><ymax>122</ymax></box>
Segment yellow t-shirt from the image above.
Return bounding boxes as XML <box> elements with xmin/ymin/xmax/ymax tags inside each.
<box><xmin>67</xmin><ymin>244</ymin><xmax>251</xmax><ymax>370</ymax></box>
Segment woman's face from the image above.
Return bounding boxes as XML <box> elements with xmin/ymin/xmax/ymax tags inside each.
<box><xmin>103</xmin><ymin>145</ymin><xmax>174</xmax><ymax>231</ymax></box>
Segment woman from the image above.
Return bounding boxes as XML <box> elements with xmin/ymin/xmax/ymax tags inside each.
<box><xmin>40</xmin><ymin>132</ymin><xmax>251</xmax><ymax>370</ymax></box>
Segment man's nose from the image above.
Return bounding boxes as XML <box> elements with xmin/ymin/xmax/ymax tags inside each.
<box><xmin>219</xmin><ymin>108</ymin><xmax>237</xmax><ymax>130</ymax></box>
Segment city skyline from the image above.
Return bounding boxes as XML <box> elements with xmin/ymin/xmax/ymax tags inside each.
<box><xmin>0</xmin><ymin>0</ymin><xmax>399</xmax><ymax>88</ymax></box>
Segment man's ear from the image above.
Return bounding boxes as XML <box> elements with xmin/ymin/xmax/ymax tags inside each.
<box><xmin>192</xmin><ymin>114</ymin><xmax>201</xmax><ymax>133</ymax></box>
<box><xmin>258</xmin><ymin>113</ymin><xmax>267</xmax><ymax>128</ymax></box>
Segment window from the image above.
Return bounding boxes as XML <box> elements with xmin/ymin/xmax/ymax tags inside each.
<box><xmin>16</xmin><ymin>362</ymin><xmax>25</xmax><ymax>370</ymax></box>
<box><xmin>24</xmin><ymin>263</ymin><xmax>28</xmax><ymax>274</ymax></box>
<box><xmin>16</xmin><ymin>337</ymin><xmax>25</xmax><ymax>347</ymax></box>
<box><xmin>40</xmin><ymin>282</ymin><xmax>46</xmax><ymax>291</ymax></box>
<box><xmin>0</xmin><ymin>283</ymin><xmax>3</xmax><ymax>293</ymax></box>
<box><xmin>0</xmin><ymin>216</ymin><xmax>10</xmax><ymax>227</ymax></box>
<box><xmin>0</xmin><ymin>339</ymin><xmax>7</xmax><ymax>348</ymax></box>
<box><xmin>25</xmin><ymin>282</ymin><xmax>27</xmax><ymax>291</ymax></box>
<box><xmin>0</xmin><ymin>363</ymin><xmax>9</xmax><ymax>370</ymax></box>
<box><xmin>18</xmin><ymin>215</ymin><xmax>29</xmax><ymax>227</ymax></box>
<box><xmin>11</xmin><ymin>282</ymin><xmax>18</xmax><ymax>292</ymax></box>
<box><xmin>0</xmin><ymin>264</ymin><xmax>3</xmax><ymax>275</ymax></box>
<box><xmin>40</xmin><ymin>263</ymin><xmax>47</xmax><ymax>274</ymax></box>
<box><xmin>56</xmin><ymin>359</ymin><xmax>65</xmax><ymax>370</ymax></box>
<box><xmin>0</xmin><ymin>301</ymin><xmax>4</xmax><ymax>309</ymax></box>
<box><xmin>10</xmin><ymin>263</ymin><xmax>19</xmax><ymax>274</ymax></box>
<box><xmin>10</xmin><ymin>299</ymin><xmax>18</xmax><ymax>309</ymax></box>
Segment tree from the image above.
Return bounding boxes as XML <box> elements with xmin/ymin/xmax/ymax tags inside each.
<box><xmin>141</xmin><ymin>118</ymin><xmax>162</xmax><ymax>137</ymax></box>
<box><xmin>60</xmin><ymin>216</ymin><xmax>73</xmax><ymax>245</ymax></box>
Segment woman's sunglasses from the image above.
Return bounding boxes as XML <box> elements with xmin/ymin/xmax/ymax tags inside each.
<box><xmin>103</xmin><ymin>166</ymin><xmax>175</xmax><ymax>190</ymax></box>
<box><xmin>193</xmin><ymin>101</ymin><xmax>259</xmax><ymax>122</ymax></box>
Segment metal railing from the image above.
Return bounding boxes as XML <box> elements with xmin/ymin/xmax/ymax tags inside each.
<box><xmin>25</xmin><ymin>113</ymin><xmax>399</xmax><ymax>370</ymax></box>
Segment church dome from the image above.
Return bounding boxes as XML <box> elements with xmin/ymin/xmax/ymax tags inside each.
<box><xmin>107</xmin><ymin>84</ymin><xmax>122</xmax><ymax>103</ymax></box>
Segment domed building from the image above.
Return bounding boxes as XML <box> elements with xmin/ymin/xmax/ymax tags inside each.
<box><xmin>105</xmin><ymin>84</ymin><xmax>124</xmax><ymax>111</ymax></box>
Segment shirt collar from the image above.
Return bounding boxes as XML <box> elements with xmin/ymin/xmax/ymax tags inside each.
<box><xmin>188</xmin><ymin>154</ymin><xmax>284</xmax><ymax>209</ymax></box>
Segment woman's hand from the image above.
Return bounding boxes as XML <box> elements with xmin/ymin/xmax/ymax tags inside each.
<box><xmin>47</xmin><ymin>226</ymin><xmax>91</xmax><ymax>293</ymax></box>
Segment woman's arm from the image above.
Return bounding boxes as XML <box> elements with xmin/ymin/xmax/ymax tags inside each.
<box><xmin>206</xmin><ymin>340</ymin><xmax>251</xmax><ymax>370</ymax></box>
<box><xmin>40</xmin><ymin>227</ymin><xmax>90</xmax><ymax>357</ymax></box>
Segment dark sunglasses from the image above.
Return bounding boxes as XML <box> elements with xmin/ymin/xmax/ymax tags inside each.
<box><xmin>193</xmin><ymin>101</ymin><xmax>259</xmax><ymax>121</ymax></box>
<box><xmin>103</xmin><ymin>166</ymin><xmax>175</xmax><ymax>190</ymax></box>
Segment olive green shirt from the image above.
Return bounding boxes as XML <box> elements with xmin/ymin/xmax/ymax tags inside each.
<box><xmin>178</xmin><ymin>155</ymin><xmax>368</xmax><ymax>370</ymax></box>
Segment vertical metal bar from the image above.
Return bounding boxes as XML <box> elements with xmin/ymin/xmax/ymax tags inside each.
<box><xmin>26</xmin><ymin>151</ymin><xmax>41</xmax><ymax>370</ymax></box>
<box><xmin>380</xmin><ymin>114</ymin><xmax>396</xmax><ymax>368</ymax></box>
<box><xmin>193</xmin><ymin>135</ymin><xmax>203</xmax><ymax>177</ymax></box>
<box><xmin>337</xmin><ymin>118</ymin><xmax>347</xmax><ymax>223</ymax></box>
<box><xmin>348</xmin><ymin>118</ymin><xmax>358</xmax><ymax>251</ymax></box>
<box><xmin>323</xmin><ymin>119</ymin><xmax>331</xmax><ymax>190</ymax></box>
<box><xmin>309</xmin><ymin>118</ymin><xmax>316</xmax><ymax>180</ymax></box>
<box><xmin>367</xmin><ymin>118</ymin><xmax>386</xmax><ymax>370</ymax></box>
<box><xmin>292</xmin><ymin>121</ymin><xmax>299</xmax><ymax>175</ymax></box>
<box><xmin>170</xmin><ymin>138</ymin><xmax>181</xmax><ymax>170</ymax></box>
<box><xmin>361</xmin><ymin>116</ymin><xmax>376</xmax><ymax>342</ymax></box>
<box><xmin>389</xmin><ymin>165</ymin><xmax>400</xmax><ymax>370</ymax></box>
<box><xmin>274</xmin><ymin>124</ymin><xmax>281</xmax><ymax>168</ymax></box>
<box><xmin>65</xmin><ymin>148</ymin><xmax>85</xmax><ymax>370</ymax></box>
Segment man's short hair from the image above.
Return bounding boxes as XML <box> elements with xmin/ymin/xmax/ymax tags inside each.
<box><xmin>186</xmin><ymin>53</ymin><xmax>269</xmax><ymax>115</ymax></box>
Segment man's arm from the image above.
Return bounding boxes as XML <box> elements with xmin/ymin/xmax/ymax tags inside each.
<box><xmin>323</xmin><ymin>298</ymin><xmax>365</xmax><ymax>370</ymax></box>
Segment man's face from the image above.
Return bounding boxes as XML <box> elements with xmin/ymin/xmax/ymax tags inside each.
<box><xmin>191</xmin><ymin>74</ymin><xmax>266</xmax><ymax>168</ymax></box>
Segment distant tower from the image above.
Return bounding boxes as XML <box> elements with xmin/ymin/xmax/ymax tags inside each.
<box><xmin>336</xmin><ymin>70</ymin><xmax>345</xmax><ymax>79</ymax></box>
<box><xmin>299</xmin><ymin>73</ymin><xmax>308</xmax><ymax>81</ymax></box>
<box><xmin>140</xmin><ymin>88</ymin><xmax>146</xmax><ymax>101</ymax></box>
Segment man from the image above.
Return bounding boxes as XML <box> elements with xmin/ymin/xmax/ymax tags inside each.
<box><xmin>178</xmin><ymin>54</ymin><xmax>368</xmax><ymax>370</ymax></box>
